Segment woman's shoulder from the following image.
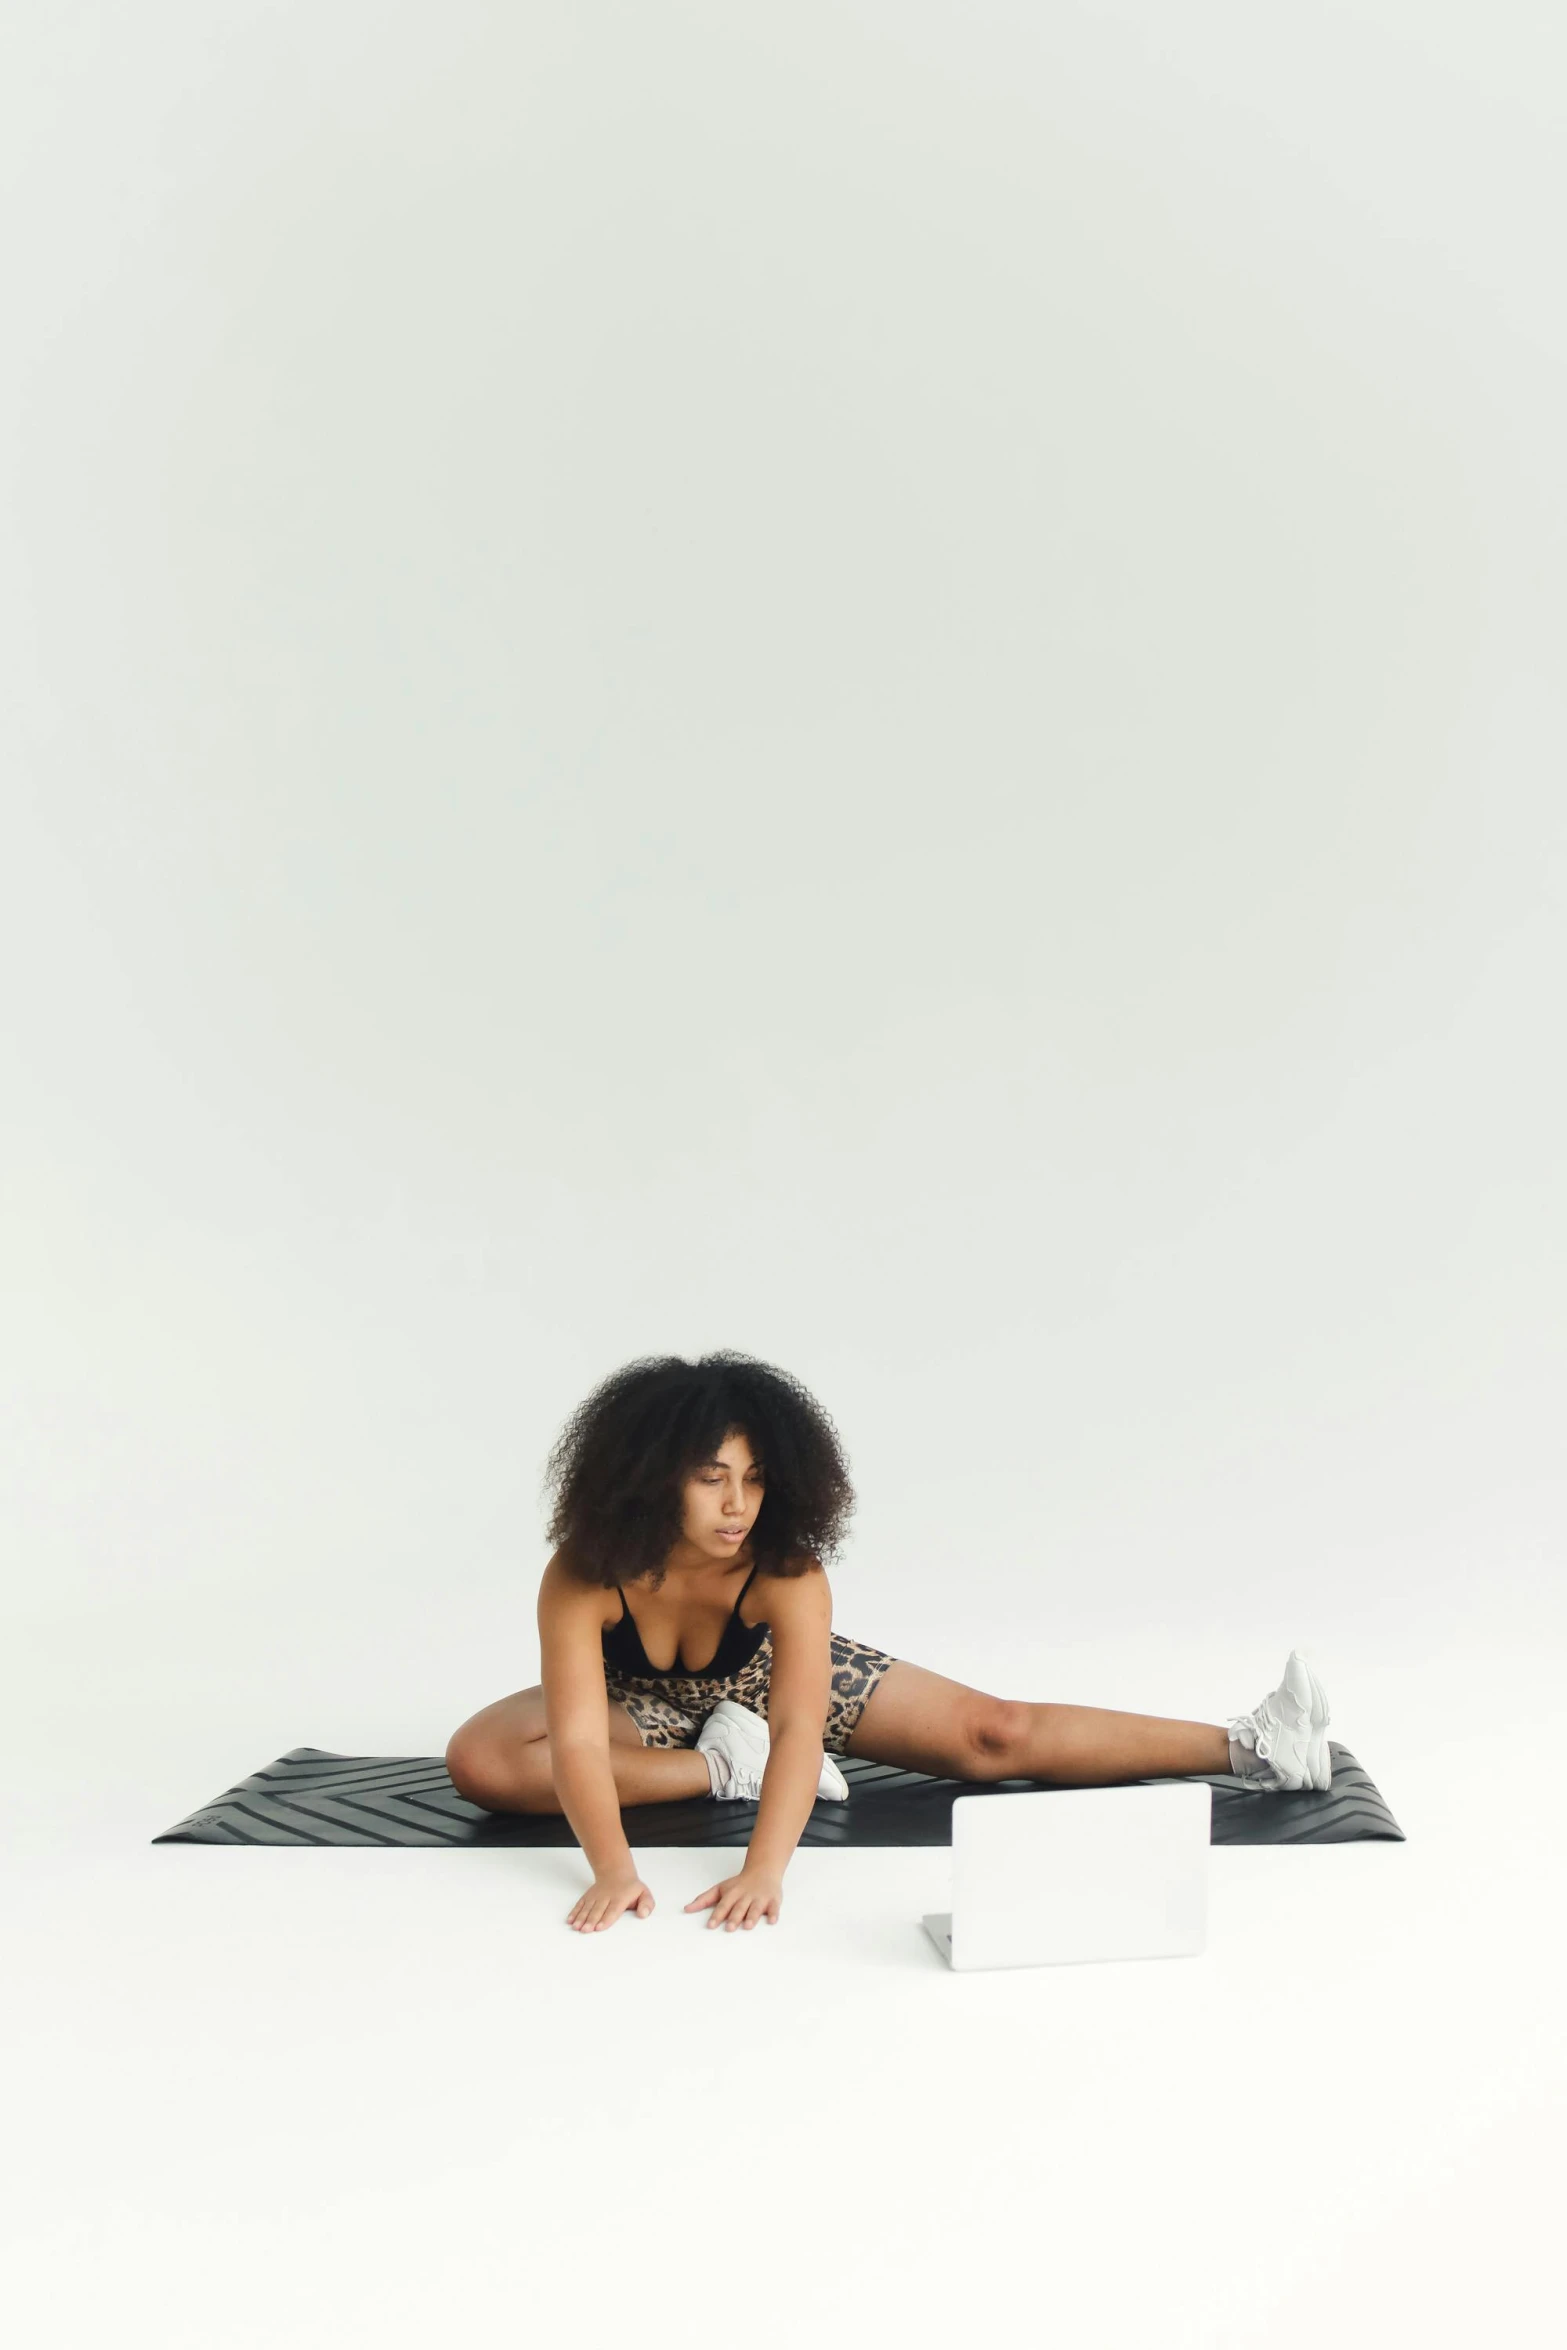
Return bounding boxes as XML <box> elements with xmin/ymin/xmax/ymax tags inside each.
<box><xmin>740</xmin><ymin>1552</ymin><xmax>827</xmax><ymax>1615</ymax></box>
<box><xmin>752</xmin><ymin>1552</ymin><xmax>826</xmax><ymax>1581</ymax></box>
<box><xmin>540</xmin><ymin>1547</ymin><xmax>627</xmax><ymax>1628</ymax></box>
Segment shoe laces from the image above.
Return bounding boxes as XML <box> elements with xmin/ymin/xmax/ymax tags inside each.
<box><xmin>1250</xmin><ymin>1680</ymin><xmax>1309</xmax><ymax>1763</ymax></box>
<box><xmin>1227</xmin><ymin>1707</ymin><xmax>1288</xmax><ymax>1783</ymax></box>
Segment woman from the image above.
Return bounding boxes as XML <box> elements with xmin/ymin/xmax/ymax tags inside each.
<box><xmin>445</xmin><ymin>1351</ymin><xmax>1331</xmax><ymax>1936</ymax></box>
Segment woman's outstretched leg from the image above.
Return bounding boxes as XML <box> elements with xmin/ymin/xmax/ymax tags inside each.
<box><xmin>843</xmin><ymin>1658</ymin><xmax>1231</xmax><ymax>1785</ymax></box>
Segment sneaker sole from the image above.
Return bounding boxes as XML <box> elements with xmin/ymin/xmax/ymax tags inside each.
<box><xmin>1293</xmin><ymin>1655</ymin><xmax>1332</xmax><ymax>1791</ymax></box>
<box><xmin>715</xmin><ymin>1778</ymin><xmax>848</xmax><ymax>1803</ymax></box>
<box><xmin>710</xmin><ymin>1761</ymin><xmax>851</xmax><ymax>1804</ymax></box>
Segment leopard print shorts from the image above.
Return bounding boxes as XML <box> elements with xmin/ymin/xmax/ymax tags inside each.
<box><xmin>604</xmin><ymin>1627</ymin><xmax>896</xmax><ymax>1756</ymax></box>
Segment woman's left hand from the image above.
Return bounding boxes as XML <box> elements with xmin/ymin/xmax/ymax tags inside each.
<box><xmin>685</xmin><ymin>1868</ymin><xmax>784</xmax><ymax>1929</ymax></box>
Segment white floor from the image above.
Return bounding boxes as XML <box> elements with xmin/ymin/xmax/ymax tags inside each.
<box><xmin>6</xmin><ymin>1636</ymin><xmax>1561</xmax><ymax>2350</ymax></box>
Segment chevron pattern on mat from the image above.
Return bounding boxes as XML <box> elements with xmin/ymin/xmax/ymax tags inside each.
<box><xmin>153</xmin><ymin>1741</ymin><xmax>1402</xmax><ymax>1848</ymax></box>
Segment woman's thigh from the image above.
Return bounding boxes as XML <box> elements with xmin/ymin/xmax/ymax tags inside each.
<box><xmin>840</xmin><ymin>1656</ymin><xmax>1011</xmax><ymax>1776</ymax></box>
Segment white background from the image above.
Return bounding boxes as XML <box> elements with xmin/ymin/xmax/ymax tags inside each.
<box><xmin>4</xmin><ymin>5</ymin><xmax>1563</xmax><ymax>2344</ymax></box>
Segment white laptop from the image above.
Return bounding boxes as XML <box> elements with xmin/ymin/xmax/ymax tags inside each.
<box><xmin>922</xmin><ymin>1781</ymin><xmax>1211</xmax><ymax>1970</ymax></box>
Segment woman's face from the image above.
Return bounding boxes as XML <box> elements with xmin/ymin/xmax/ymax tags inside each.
<box><xmin>679</xmin><ymin>1431</ymin><xmax>765</xmax><ymax>1560</ymax></box>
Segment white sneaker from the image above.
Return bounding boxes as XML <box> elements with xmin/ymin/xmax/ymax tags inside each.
<box><xmin>695</xmin><ymin>1698</ymin><xmax>850</xmax><ymax>1802</ymax></box>
<box><xmin>1228</xmin><ymin>1650</ymin><xmax>1332</xmax><ymax>1792</ymax></box>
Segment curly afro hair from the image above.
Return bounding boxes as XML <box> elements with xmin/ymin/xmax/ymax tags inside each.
<box><xmin>542</xmin><ymin>1350</ymin><xmax>856</xmax><ymax>1592</ymax></box>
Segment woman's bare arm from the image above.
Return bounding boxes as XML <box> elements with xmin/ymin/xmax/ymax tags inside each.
<box><xmin>537</xmin><ymin>1553</ymin><xmax>635</xmax><ymax>1880</ymax></box>
<box><xmin>744</xmin><ymin>1562</ymin><xmax>834</xmax><ymax>1878</ymax></box>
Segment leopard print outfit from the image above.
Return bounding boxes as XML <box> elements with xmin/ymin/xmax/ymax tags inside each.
<box><xmin>604</xmin><ymin>1625</ymin><xmax>897</xmax><ymax>1755</ymax></box>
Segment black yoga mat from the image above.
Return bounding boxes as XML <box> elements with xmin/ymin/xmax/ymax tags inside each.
<box><xmin>153</xmin><ymin>1741</ymin><xmax>1402</xmax><ymax>1848</ymax></box>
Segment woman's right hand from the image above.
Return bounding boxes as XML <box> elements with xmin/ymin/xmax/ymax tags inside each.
<box><xmin>567</xmin><ymin>1865</ymin><xmax>655</xmax><ymax>1932</ymax></box>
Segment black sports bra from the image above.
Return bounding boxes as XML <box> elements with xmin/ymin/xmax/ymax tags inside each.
<box><xmin>601</xmin><ymin>1560</ymin><xmax>768</xmax><ymax>1680</ymax></box>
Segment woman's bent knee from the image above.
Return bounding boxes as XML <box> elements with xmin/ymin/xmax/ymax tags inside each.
<box><xmin>444</xmin><ymin>1729</ymin><xmax>497</xmax><ymax>1807</ymax></box>
<box><xmin>445</xmin><ymin>1728</ymin><xmax>557</xmax><ymax>1813</ymax></box>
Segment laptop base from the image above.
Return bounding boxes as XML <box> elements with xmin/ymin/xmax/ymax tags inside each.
<box><xmin>922</xmin><ymin>1911</ymin><xmax>953</xmax><ymax>1963</ymax></box>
